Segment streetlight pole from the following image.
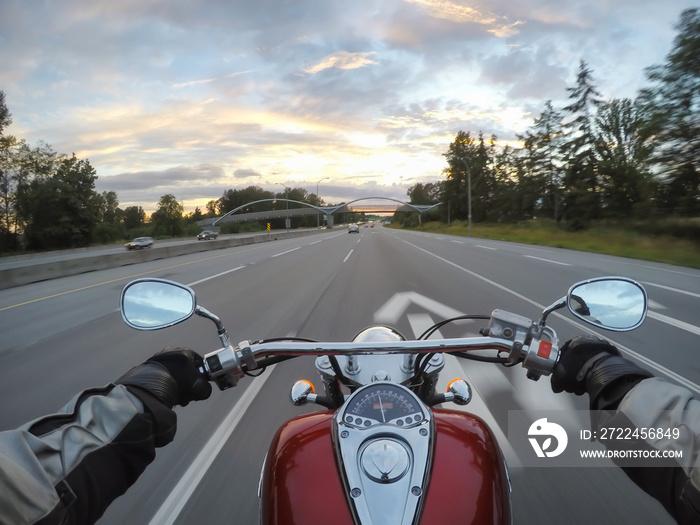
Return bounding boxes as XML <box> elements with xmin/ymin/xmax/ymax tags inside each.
<box><xmin>316</xmin><ymin>177</ymin><xmax>329</xmax><ymax>228</ymax></box>
<box><xmin>461</xmin><ymin>158</ymin><xmax>472</xmax><ymax>237</ymax></box>
<box><xmin>276</xmin><ymin>182</ymin><xmax>290</xmax><ymax>231</ymax></box>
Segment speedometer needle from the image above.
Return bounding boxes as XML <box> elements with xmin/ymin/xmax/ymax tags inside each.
<box><xmin>378</xmin><ymin>397</ymin><xmax>386</xmax><ymax>422</ymax></box>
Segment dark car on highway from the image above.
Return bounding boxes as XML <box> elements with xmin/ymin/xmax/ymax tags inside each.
<box><xmin>197</xmin><ymin>230</ymin><xmax>218</xmax><ymax>240</ymax></box>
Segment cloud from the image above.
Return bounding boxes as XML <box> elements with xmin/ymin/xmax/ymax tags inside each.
<box><xmin>3</xmin><ymin>0</ymin><xmax>697</xmax><ymax>214</ymax></box>
<box><xmin>302</xmin><ymin>51</ymin><xmax>378</xmax><ymax>75</ymax></box>
<box><xmin>233</xmin><ymin>168</ymin><xmax>262</xmax><ymax>179</ymax></box>
<box><xmin>405</xmin><ymin>0</ymin><xmax>524</xmax><ymax>37</ymax></box>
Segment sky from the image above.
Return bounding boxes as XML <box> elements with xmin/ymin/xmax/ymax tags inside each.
<box><xmin>1</xmin><ymin>0</ymin><xmax>696</xmax><ymax>213</ymax></box>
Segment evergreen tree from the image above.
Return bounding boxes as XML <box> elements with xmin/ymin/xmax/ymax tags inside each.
<box><xmin>639</xmin><ymin>8</ymin><xmax>700</xmax><ymax>216</ymax></box>
<box><xmin>560</xmin><ymin>61</ymin><xmax>604</xmax><ymax>227</ymax></box>
<box><xmin>519</xmin><ymin>101</ymin><xmax>565</xmax><ymax>220</ymax></box>
<box><xmin>442</xmin><ymin>131</ymin><xmax>497</xmax><ymax>223</ymax></box>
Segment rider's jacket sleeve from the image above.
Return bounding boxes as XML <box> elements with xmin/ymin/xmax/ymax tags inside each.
<box><xmin>596</xmin><ymin>377</ymin><xmax>700</xmax><ymax>525</ymax></box>
<box><xmin>0</xmin><ymin>383</ymin><xmax>176</xmax><ymax>525</ymax></box>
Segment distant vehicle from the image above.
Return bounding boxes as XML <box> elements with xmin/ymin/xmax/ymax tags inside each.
<box><xmin>197</xmin><ymin>230</ymin><xmax>218</xmax><ymax>241</ymax></box>
<box><xmin>124</xmin><ymin>237</ymin><xmax>153</xmax><ymax>250</ymax></box>
<box><xmin>348</xmin><ymin>224</ymin><xmax>359</xmax><ymax>234</ymax></box>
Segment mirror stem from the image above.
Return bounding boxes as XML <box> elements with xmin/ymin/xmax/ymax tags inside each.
<box><xmin>538</xmin><ymin>296</ymin><xmax>567</xmax><ymax>326</ymax></box>
<box><xmin>195</xmin><ymin>306</ymin><xmax>230</xmax><ymax>344</ymax></box>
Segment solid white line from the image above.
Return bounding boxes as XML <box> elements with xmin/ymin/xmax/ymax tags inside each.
<box><xmin>601</xmin><ymin>258</ymin><xmax>700</xmax><ymax>277</ymax></box>
<box><xmin>148</xmin><ymin>368</ymin><xmax>275</xmax><ymax>525</ymax></box>
<box><xmin>271</xmin><ymin>247</ymin><xmax>301</xmax><ymax>258</ymax></box>
<box><xmin>343</xmin><ymin>249</ymin><xmax>354</xmax><ymax>263</ymax></box>
<box><xmin>398</xmin><ymin>237</ymin><xmax>700</xmax><ymax>394</ymax></box>
<box><xmin>643</xmin><ymin>281</ymin><xmax>700</xmax><ymax>299</ymax></box>
<box><xmin>647</xmin><ymin>311</ymin><xmax>700</xmax><ymax>337</ymax></box>
<box><xmin>187</xmin><ymin>266</ymin><xmax>246</xmax><ymax>286</ymax></box>
<box><xmin>523</xmin><ymin>255</ymin><xmax>571</xmax><ymax>266</ymax></box>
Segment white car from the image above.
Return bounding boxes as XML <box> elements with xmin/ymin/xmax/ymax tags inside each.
<box><xmin>124</xmin><ymin>237</ymin><xmax>153</xmax><ymax>250</ymax></box>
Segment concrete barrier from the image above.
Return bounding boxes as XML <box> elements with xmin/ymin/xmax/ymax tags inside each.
<box><xmin>0</xmin><ymin>229</ymin><xmax>321</xmax><ymax>291</ymax></box>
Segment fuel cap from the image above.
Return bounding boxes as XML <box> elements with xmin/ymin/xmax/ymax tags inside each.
<box><xmin>360</xmin><ymin>439</ymin><xmax>410</xmax><ymax>483</ymax></box>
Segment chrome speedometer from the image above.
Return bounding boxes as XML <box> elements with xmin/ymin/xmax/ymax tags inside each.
<box><xmin>343</xmin><ymin>383</ymin><xmax>425</xmax><ymax>428</ymax></box>
<box><xmin>333</xmin><ymin>381</ymin><xmax>434</xmax><ymax>524</ymax></box>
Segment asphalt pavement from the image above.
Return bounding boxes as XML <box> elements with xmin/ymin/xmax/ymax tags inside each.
<box><xmin>2</xmin><ymin>224</ymin><xmax>698</xmax><ymax>524</ymax></box>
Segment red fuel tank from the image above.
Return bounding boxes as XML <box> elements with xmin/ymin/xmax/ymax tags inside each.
<box><xmin>260</xmin><ymin>409</ymin><xmax>511</xmax><ymax>524</ymax></box>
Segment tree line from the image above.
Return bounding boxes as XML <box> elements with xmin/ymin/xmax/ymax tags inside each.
<box><xmin>0</xmin><ymin>99</ymin><xmax>349</xmax><ymax>253</ymax></box>
<box><xmin>401</xmin><ymin>8</ymin><xmax>699</xmax><ymax>234</ymax></box>
<box><xmin>2</xmin><ymin>78</ymin><xmax>366</xmax><ymax>253</ymax></box>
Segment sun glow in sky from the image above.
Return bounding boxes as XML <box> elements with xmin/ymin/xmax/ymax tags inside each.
<box><xmin>1</xmin><ymin>0</ymin><xmax>695</xmax><ymax>212</ymax></box>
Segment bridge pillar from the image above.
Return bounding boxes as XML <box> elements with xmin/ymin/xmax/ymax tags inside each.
<box><xmin>326</xmin><ymin>213</ymin><xmax>334</xmax><ymax>228</ymax></box>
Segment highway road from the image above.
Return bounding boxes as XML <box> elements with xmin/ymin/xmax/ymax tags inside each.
<box><xmin>0</xmin><ymin>230</ymin><xmax>300</xmax><ymax>270</ymax></box>
<box><xmin>1</xmin><ymin>224</ymin><xmax>698</xmax><ymax>524</ymax></box>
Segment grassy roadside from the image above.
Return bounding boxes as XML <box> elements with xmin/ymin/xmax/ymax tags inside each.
<box><xmin>389</xmin><ymin>220</ymin><xmax>700</xmax><ymax>269</ymax></box>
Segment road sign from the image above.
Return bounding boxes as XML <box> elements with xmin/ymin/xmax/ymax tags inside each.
<box><xmin>267</xmin><ymin>223</ymin><xmax>271</xmax><ymax>231</ymax></box>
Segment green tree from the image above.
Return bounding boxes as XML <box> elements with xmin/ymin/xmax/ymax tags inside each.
<box><xmin>560</xmin><ymin>60</ymin><xmax>604</xmax><ymax>227</ymax></box>
<box><xmin>0</xmin><ymin>135</ymin><xmax>21</xmax><ymax>247</ymax></box>
<box><xmin>98</xmin><ymin>190</ymin><xmax>121</xmax><ymax>223</ymax></box>
<box><xmin>123</xmin><ymin>206</ymin><xmax>146</xmax><ymax>231</ymax></box>
<box><xmin>0</xmin><ymin>91</ymin><xmax>11</xmax><ymax>135</ymax></box>
<box><xmin>639</xmin><ymin>8</ymin><xmax>700</xmax><ymax>216</ymax></box>
<box><xmin>205</xmin><ymin>200</ymin><xmax>218</xmax><ymax>217</ymax></box>
<box><xmin>217</xmin><ymin>186</ymin><xmax>274</xmax><ymax>215</ymax></box>
<box><xmin>443</xmin><ymin>131</ymin><xmax>497</xmax><ymax>223</ymax></box>
<box><xmin>406</xmin><ymin>182</ymin><xmax>441</xmax><ymax>205</ymax></box>
<box><xmin>151</xmin><ymin>194</ymin><xmax>184</xmax><ymax>236</ymax></box>
<box><xmin>187</xmin><ymin>207</ymin><xmax>204</xmax><ymax>222</ymax></box>
<box><xmin>595</xmin><ymin>98</ymin><xmax>654</xmax><ymax>218</ymax></box>
<box><xmin>491</xmin><ymin>145</ymin><xmax>524</xmax><ymax>221</ymax></box>
<box><xmin>13</xmin><ymin>141</ymin><xmax>60</xmax><ymax>237</ymax></box>
<box><xmin>0</xmin><ymin>92</ymin><xmax>17</xmax><ymax>249</ymax></box>
<box><xmin>21</xmin><ymin>154</ymin><xmax>101</xmax><ymax>249</ymax></box>
<box><xmin>518</xmin><ymin>100</ymin><xmax>565</xmax><ymax>220</ymax></box>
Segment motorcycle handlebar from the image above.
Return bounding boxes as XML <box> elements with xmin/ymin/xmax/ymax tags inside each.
<box><xmin>202</xmin><ymin>335</ymin><xmax>560</xmax><ymax>390</ymax></box>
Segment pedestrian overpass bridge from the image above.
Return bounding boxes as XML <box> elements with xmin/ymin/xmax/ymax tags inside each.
<box><xmin>198</xmin><ymin>197</ymin><xmax>440</xmax><ymax>229</ymax></box>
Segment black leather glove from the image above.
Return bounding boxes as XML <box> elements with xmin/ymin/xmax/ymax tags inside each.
<box><xmin>551</xmin><ymin>335</ymin><xmax>652</xmax><ymax>407</ymax></box>
<box><xmin>551</xmin><ymin>335</ymin><xmax>619</xmax><ymax>395</ymax></box>
<box><xmin>117</xmin><ymin>346</ymin><xmax>212</xmax><ymax>408</ymax></box>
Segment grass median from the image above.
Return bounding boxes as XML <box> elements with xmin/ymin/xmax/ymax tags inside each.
<box><xmin>389</xmin><ymin>220</ymin><xmax>700</xmax><ymax>269</ymax></box>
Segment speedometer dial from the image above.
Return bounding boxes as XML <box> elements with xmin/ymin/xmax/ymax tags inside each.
<box><xmin>346</xmin><ymin>384</ymin><xmax>421</xmax><ymax>424</ymax></box>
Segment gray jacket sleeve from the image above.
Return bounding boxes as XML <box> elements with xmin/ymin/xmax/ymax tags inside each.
<box><xmin>0</xmin><ymin>383</ymin><xmax>176</xmax><ymax>525</ymax></box>
<box><xmin>597</xmin><ymin>377</ymin><xmax>700</xmax><ymax>524</ymax></box>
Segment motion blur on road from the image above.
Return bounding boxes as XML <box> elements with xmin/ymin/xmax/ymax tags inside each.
<box><xmin>1</xmin><ymin>224</ymin><xmax>698</xmax><ymax>524</ymax></box>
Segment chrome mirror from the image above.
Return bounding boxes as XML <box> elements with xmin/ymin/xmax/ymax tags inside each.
<box><xmin>121</xmin><ymin>278</ymin><xmax>196</xmax><ymax>330</ymax></box>
<box><xmin>567</xmin><ymin>277</ymin><xmax>647</xmax><ymax>331</ymax></box>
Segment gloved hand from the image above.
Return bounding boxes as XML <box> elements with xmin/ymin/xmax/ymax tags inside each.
<box><xmin>551</xmin><ymin>335</ymin><xmax>619</xmax><ymax>395</ymax></box>
<box><xmin>551</xmin><ymin>335</ymin><xmax>652</xmax><ymax>406</ymax></box>
<box><xmin>116</xmin><ymin>346</ymin><xmax>212</xmax><ymax>408</ymax></box>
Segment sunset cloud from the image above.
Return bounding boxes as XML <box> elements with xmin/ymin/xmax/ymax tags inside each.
<box><xmin>1</xmin><ymin>0</ymin><xmax>694</xmax><ymax>212</ymax></box>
